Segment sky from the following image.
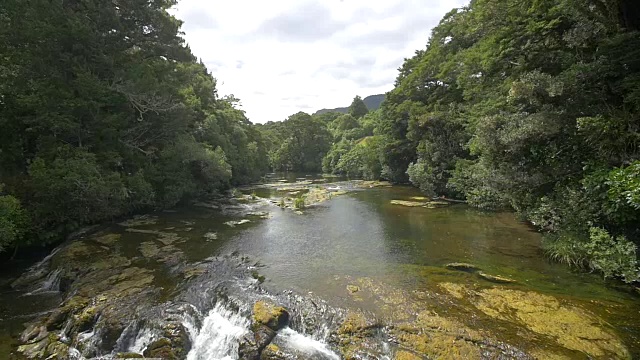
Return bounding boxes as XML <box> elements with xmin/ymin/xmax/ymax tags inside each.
<box><xmin>171</xmin><ymin>0</ymin><xmax>468</xmax><ymax>123</ymax></box>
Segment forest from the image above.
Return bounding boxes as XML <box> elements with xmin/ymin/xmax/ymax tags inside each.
<box><xmin>0</xmin><ymin>0</ymin><xmax>269</xmax><ymax>254</ymax></box>
<box><xmin>1</xmin><ymin>0</ymin><xmax>639</xmax><ymax>282</ymax></box>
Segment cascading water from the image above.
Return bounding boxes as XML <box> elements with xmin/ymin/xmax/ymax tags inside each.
<box><xmin>274</xmin><ymin>327</ymin><xmax>340</xmax><ymax>360</ymax></box>
<box><xmin>23</xmin><ymin>268</ymin><xmax>61</xmax><ymax>295</ymax></box>
<box><xmin>186</xmin><ymin>302</ymin><xmax>251</xmax><ymax>360</ymax></box>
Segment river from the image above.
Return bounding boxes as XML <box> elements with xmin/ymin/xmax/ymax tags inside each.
<box><xmin>1</xmin><ymin>174</ymin><xmax>639</xmax><ymax>359</ymax></box>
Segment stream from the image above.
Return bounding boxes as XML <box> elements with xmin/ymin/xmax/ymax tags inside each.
<box><xmin>1</xmin><ymin>174</ymin><xmax>639</xmax><ymax>359</ymax></box>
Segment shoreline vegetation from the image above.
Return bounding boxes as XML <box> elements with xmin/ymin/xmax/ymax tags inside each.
<box><xmin>1</xmin><ymin>0</ymin><xmax>639</xmax><ymax>288</ymax></box>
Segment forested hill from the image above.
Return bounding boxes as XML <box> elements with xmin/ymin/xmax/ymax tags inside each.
<box><xmin>314</xmin><ymin>94</ymin><xmax>385</xmax><ymax>115</ymax></box>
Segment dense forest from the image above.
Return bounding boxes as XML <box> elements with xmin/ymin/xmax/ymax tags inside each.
<box><xmin>1</xmin><ymin>0</ymin><xmax>639</xmax><ymax>283</ymax></box>
<box><xmin>0</xmin><ymin>0</ymin><xmax>269</xmax><ymax>254</ymax></box>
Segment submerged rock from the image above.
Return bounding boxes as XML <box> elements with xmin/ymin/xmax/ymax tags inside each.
<box><xmin>118</xmin><ymin>215</ymin><xmax>158</xmax><ymax>227</ymax></box>
<box><xmin>475</xmin><ymin>288</ymin><xmax>629</xmax><ymax>358</ymax></box>
<box><xmin>477</xmin><ymin>272</ymin><xmax>516</xmax><ymax>284</ymax></box>
<box><xmin>203</xmin><ymin>232</ymin><xmax>218</xmax><ymax>241</ymax></box>
<box><xmin>390</xmin><ymin>200</ymin><xmax>449</xmax><ymax>208</ymax></box>
<box><xmin>225</xmin><ymin>219</ymin><xmax>251</xmax><ymax>227</ymax></box>
<box><xmin>395</xmin><ymin>350</ymin><xmax>423</xmax><ymax>360</ymax></box>
<box><xmin>445</xmin><ymin>262</ymin><xmax>478</xmax><ymax>272</ymax></box>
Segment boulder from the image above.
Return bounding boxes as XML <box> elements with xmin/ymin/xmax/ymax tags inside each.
<box><xmin>253</xmin><ymin>301</ymin><xmax>289</xmax><ymax>331</ymax></box>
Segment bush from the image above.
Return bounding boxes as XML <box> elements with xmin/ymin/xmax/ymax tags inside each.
<box><xmin>544</xmin><ymin>228</ymin><xmax>638</xmax><ymax>283</ymax></box>
<box><xmin>27</xmin><ymin>147</ymin><xmax>128</xmax><ymax>239</ymax></box>
<box><xmin>584</xmin><ymin>228</ymin><xmax>638</xmax><ymax>282</ymax></box>
<box><xmin>293</xmin><ymin>196</ymin><xmax>306</xmax><ymax>210</ymax></box>
<box><xmin>0</xmin><ymin>190</ymin><xmax>30</xmax><ymax>253</ymax></box>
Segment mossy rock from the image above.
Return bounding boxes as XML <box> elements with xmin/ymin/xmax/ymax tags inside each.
<box><xmin>395</xmin><ymin>350</ymin><xmax>423</xmax><ymax>360</ymax></box>
<box><xmin>445</xmin><ymin>262</ymin><xmax>478</xmax><ymax>272</ymax></box>
<box><xmin>476</xmin><ymin>288</ymin><xmax>629</xmax><ymax>358</ymax></box>
<box><xmin>261</xmin><ymin>343</ymin><xmax>286</xmax><ymax>360</ymax></box>
<box><xmin>94</xmin><ymin>233</ymin><xmax>121</xmax><ymax>246</ymax></box>
<box><xmin>143</xmin><ymin>338</ymin><xmax>177</xmax><ymax>359</ymax></box>
<box><xmin>251</xmin><ymin>270</ymin><xmax>266</xmax><ymax>283</ymax></box>
<box><xmin>347</xmin><ymin>284</ymin><xmax>360</xmax><ymax>293</ymax></box>
<box><xmin>115</xmin><ymin>353</ymin><xmax>144</xmax><ymax>359</ymax></box>
<box><xmin>390</xmin><ymin>200</ymin><xmax>427</xmax><ymax>207</ymax></box>
<box><xmin>253</xmin><ymin>301</ymin><xmax>289</xmax><ymax>331</ymax></box>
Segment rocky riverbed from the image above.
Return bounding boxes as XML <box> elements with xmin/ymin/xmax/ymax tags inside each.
<box><xmin>2</xmin><ymin>178</ymin><xmax>638</xmax><ymax>359</ymax></box>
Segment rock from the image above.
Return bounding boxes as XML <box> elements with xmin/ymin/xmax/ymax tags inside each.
<box><xmin>253</xmin><ymin>301</ymin><xmax>289</xmax><ymax>331</ymax></box>
<box><xmin>225</xmin><ymin>219</ymin><xmax>251</xmax><ymax>227</ymax></box>
<box><xmin>115</xmin><ymin>353</ymin><xmax>144</xmax><ymax>359</ymax></box>
<box><xmin>139</xmin><ymin>241</ymin><xmax>160</xmax><ymax>258</ymax></box>
<box><xmin>251</xmin><ymin>270</ymin><xmax>266</xmax><ymax>284</ymax></box>
<box><xmin>477</xmin><ymin>272</ymin><xmax>516</xmax><ymax>284</ymax></box>
<box><xmin>347</xmin><ymin>285</ymin><xmax>360</xmax><ymax>293</ymax></box>
<box><xmin>390</xmin><ymin>200</ymin><xmax>428</xmax><ymax>207</ymax></box>
<box><xmin>261</xmin><ymin>343</ymin><xmax>287</xmax><ymax>360</ymax></box>
<box><xmin>390</xmin><ymin>200</ymin><xmax>449</xmax><ymax>208</ymax></box>
<box><xmin>143</xmin><ymin>338</ymin><xmax>177</xmax><ymax>359</ymax></box>
<box><xmin>439</xmin><ymin>282</ymin><xmax>466</xmax><ymax>299</ymax></box>
<box><xmin>476</xmin><ymin>288</ymin><xmax>629</xmax><ymax>358</ymax></box>
<box><xmin>354</xmin><ymin>180</ymin><xmax>392</xmax><ymax>188</ymax></box>
<box><xmin>204</xmin><ymin>232</ymin><xmax>218</xmax><ymax>241</ymax></box>
<box><xmin>445</xmin><ymin>262</ymin><xmax>478</xmax><ymax>272</ymax></box>
<box><xmin>118</xmin><ymin>215</ymin><xmax>158</xmax><ymax>227</ymax></box>
<box><xmin>395</xmin><ymin>350</ymin><xmax>423</xmax><ymax>360</ymax></box>
<box><xmin>94</xmin><ymin>233</ymin><xmax>121</xmax><ymax>246</ymax></box>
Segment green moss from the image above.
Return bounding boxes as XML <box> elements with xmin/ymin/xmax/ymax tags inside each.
<box><xmin>115</xmin><ymin>353</ymin><xmax>144</xmax><ymax>359</ymax></box>
<box><xmin>476</xmin><ymin>288</ymin><xmax>629</xmax><ymax>358</ymax></box>
<box><xmin>253</xmin><ymin>301</ymin><xmax>289</xmax><ymax>331</ymax></box>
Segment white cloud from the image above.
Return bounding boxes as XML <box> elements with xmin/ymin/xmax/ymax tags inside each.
<box><xmin>171</xmin><ymin>0</ymin><xmax>468</xmax><ymax>123</ymax></box>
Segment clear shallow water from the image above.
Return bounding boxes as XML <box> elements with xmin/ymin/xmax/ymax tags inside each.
<box><xmin>1</xmin><ymin>175</ymin><xmax>640</xmax><ymax>358</ymax></box>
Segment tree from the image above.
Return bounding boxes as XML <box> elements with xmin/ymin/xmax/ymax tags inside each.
<box><xmin>0</xmin><ymin>0</ymin><xmax>269</xmax><ymax>253</ymax></box>
<box><xmin>348</xmin><ymin>96</ymin><xmax>369</xmax><ymax>119</ymax></box>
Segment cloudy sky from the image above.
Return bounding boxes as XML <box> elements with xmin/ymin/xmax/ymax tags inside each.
<box><xmin>171</xmin><ymin>0</ymin><xmax>467</xmax><ymax>123</ymax></box>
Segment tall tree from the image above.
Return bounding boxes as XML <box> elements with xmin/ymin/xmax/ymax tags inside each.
<box><xmin>348</xmin><ymin>96</ymin><xmax>369</xmax><ymax>119</ymax></box>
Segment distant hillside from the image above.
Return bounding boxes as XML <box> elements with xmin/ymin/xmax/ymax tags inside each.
<box><xmin>314</xmin><ymin>94</ymin><xmax>385</xmax><ymax>116</ymax></box>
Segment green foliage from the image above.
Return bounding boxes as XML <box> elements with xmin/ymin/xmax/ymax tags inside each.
<box><xmin>293</xmin><ymin>196</ymin><xmax>306</xmax><ymax>210</ymax></box>
<box><xmin>375</xmin><ymin>0</ymin><xmax>640</xmax><ymax>279</ymax></box>
<box><xmin>27</xmin><ymin>147</ymin><xmax>129</xmax><ymax>239</ymax></box>
<box><xmin>0</xmin><ymin>0</ymin><xmax>268</xmax><ymax>252</ymax></box>
<box><xmin>585</xmin><ymin>228</ymin><xmax>638</xmax><ymax>282</ymax></box>
<box><xmin>348</xmin><ymin>96</ymin><xmax>369</xmax><ymax>119</ymax></box>
<box><xmin>607</xmin><ymin>162</ymin><xmax>640</xmax><ymax>211</ymax></box>
<box><xmin>544</xmin><ymin>228</ymin><xmax>638</xmax><ymax>283</ymax></box>
<box><xmin>0</xmin><ymin>187</ymin><xmax>30</xmax><ymax>252</ymax></box>
<box><xmin>262</xmin><ymin>112</ymin><xmax>332</xmax><ymax>172</ymax></box>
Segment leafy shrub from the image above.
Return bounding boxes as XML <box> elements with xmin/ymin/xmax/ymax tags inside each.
<box><xmin>544</xmin><ymin>228</ymin><xmax>638</xmax><ymax>283</ymax></box>
<box><xmin>0</xmin><ymin>188</ymin><xmax>30</xmax><ymax>252</ymax></box>
<box><xmin>293</xmin><ymin>196</ymin><xmax>306</xmax><ymax>210</ymax></box>
<box><xmin>584</xmin><ymin>228</ymin><xmax>638</xmax><ymax>282</ymax></box>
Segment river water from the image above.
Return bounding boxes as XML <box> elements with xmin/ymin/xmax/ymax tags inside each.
<box><xmin>1</xmin><ymin>174</ymin><xmax>639</xmax><ymax>359</ymax></box>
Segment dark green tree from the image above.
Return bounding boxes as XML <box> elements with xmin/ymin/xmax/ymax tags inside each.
<box><xmin>348</xmin><ymin>96</ymin><xmax>369</xmax><ymax>119</ymax></box>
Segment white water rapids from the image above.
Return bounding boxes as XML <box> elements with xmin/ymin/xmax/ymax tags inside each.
<box><xmin>183</xmin><ymin>302</ymin><xmax>341</xmax><ymax>360</ymax></box>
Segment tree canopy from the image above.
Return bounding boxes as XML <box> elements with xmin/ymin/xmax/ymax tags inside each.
<box><xmin>0</xmin><ymin>0</ymin><xmax>268</xmax><ymax>252</ymax></box>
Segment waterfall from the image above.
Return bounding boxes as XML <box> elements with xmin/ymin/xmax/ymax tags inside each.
<box><xmin>183</xmin><ymin>299</ymin><xmax>341</xmax><ymax>360</ymax></box>
<box><xmin>186</xmin><ymin>302</ymin><xmax>251</xmax><ymax>360</ymax></box>
<box><xmin>23</xmin><ymin>268</ymin><xmax>62</xmax><ymax>295</ymax></box>
<box><xmin>275</xmin><ymin>327</ymin><xmax>340</xmax><ymax>360</ymax></box>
